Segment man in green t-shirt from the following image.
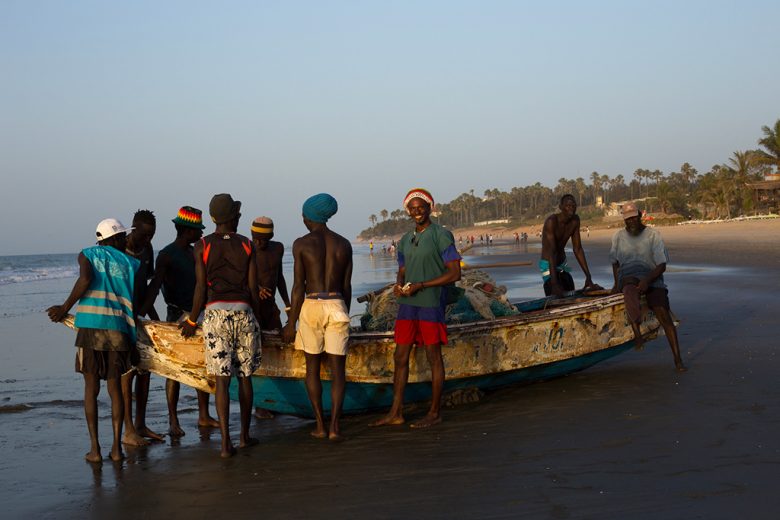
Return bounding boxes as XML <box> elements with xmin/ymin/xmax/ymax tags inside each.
<box><xmin>370</xmin><ymin>188</ymin><xmax>461</xmax><ymax>429</ymax></box>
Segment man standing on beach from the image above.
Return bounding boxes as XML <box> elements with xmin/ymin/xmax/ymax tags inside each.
<box><xmin>281</xmin><ymin>194</ymin><xmax>352</xmax><ymax>440</ymax></box>
<box><xmin>141</xmin><ymin>206</ymin><xmax>220</xmax><ymax>436</ymax></box>
<box><xmin>540</xmin><ymin>194</ymin><xmax>598</xmax><ymax>297</ymax></box>
<box><xmin>180</xmin><ymin>194</ymin><xmax>262</xmax><ymax>458</ymax></box>
<box><xmin>609</xmin><ymin>202</ymin><xmax>687</xmax><ymax>372</ymax></box>
<box><xmin>251</xmin><ymin>216</ymin><xmax>291</xmax><ymax>419</ymax></box>
<box><xmin>47</xmin><ymin>218</ymin><xmax>141</xmax><ymax>463</ymax></box>
<box><xmin>370</xmin><ymin>188</ymin><xmax>461</xmax><ymax>429</ymax></box>
<box><xmin>121</xmin><ymin>209</ymin><xmax>165</xmax><ymax>446</ymax></box>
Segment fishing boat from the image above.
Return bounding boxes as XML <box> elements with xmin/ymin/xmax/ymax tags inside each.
<box><xmin>62</xmin><ymin>292</ymin><xmax>664</xmax><ymax>417</ymax></box>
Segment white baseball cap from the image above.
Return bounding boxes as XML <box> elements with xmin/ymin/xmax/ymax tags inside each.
<box><xmin>95</xmin><ymin>218</ymin><xmax>133</xmax><ymax>242</ymax></box>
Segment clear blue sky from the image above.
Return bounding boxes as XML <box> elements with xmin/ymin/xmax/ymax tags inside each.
<box><xmin>1</xmin><ymin>0</ymin><xmax>777</xmax><ymax>254</ymax></box>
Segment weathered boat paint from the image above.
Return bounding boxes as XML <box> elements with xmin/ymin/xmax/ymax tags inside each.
<box><xmin>61</xmin><ymin>293</ymin><xmax>663</xmax><ymax>417</ymax></box>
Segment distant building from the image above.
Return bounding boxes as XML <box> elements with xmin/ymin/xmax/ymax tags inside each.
<box><xmin>747</xmin><ymin>173</ymin><xmax>780</xmax><ymax>214</ymax></box>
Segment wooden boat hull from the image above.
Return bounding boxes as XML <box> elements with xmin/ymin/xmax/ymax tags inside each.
<box><xmin>62</xmin><ymin>294</ymin><xmax>663</xmax><ymax>418</ymax></box>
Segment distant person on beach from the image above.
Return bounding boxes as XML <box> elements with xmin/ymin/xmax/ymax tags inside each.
<box><xmin>47</xmin><ymin>218</ymin><xmax>141</xmax><ymax>463</ymax></box>
<box><xmin>282</xmin><ymin>194</ymin><xmax>353</xmax><ymax>441</ymax></box>
<box><xmin>180</xmin><ymin>194</ymin><xmax>262</xmax><ymax>458</ymax></box>
<box><xmin>121</xmin><ymin>209</ymin><xmax>165</xmax><ymax>446</ymax></box>
<box><xmin>540</xmin><ymin>194</ymin><xmax>598</xmax><ymax>297</ymax></box>
<box><xmin>609</xmin><ymin>202</ymin><xmax>686</xmax><ymax>372</ymax></box>
<box><xmin>251</xmin><ymin>216</ymin><xmax>291</xmax><ymax>420</ymax></box>
<box><xmin>370</xmin><ymin>188</ymin><xmax>461</xmax><ymax>429</ymax></box>
<box><xmin>141</xmin><ymin>206</ymin><xmax>219</xmax><ymax>436</ymax></box>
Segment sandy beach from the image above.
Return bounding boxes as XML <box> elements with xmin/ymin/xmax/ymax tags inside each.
<box><xmin>2</xmin><ymin>219</ymin><xmax>780</xmax><ymax>519</ymax></box>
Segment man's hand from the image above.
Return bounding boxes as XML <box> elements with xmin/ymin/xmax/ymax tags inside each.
<box><xmin>178</xmin><ymin>319</ymin><xmax>198</xmax><ymax>338</ymax></box>
<box><xmin>47</xmin><ymin>305</ymin><xmax>67</xmax><ymax>323</ymax></box>
<box><xmin>258</xmin><ymin>286</ymin><xmax>273</xmax><ymax>300</ymax></box>
<box><xmin>281</xmin><ymin>323</ymin><xmax>296</xmax><ymax>344</ymax></box>
<box><xmin>637</xmin><ymin>279</ymin><xmax>650</xmax><ymax>294</ymax></box>
<box><xmin>392</xmin><ymin>283</ymin><xmax>404</xmax><ymax>297</ymax></box>
<box><xmin>550</xmin><ymin>282</ymin><xmax>565</xmax><ymax>298</ymax></box>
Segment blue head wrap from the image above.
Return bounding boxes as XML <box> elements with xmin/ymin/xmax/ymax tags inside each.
<box><xmin>302</xmin><ymin>193</ymin><xmax>338</xmax><ymax>223</ymax></box>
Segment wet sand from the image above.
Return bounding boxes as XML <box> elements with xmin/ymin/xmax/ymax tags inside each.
<box><xmin>2</xmin><ymin>220</ymin><xmax>780</xmax><ymax>518</ymax></box>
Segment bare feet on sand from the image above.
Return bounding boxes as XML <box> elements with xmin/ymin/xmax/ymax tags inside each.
<box><xmin>220</xmin><ymin>445</ymin><xmax>237</xmax><ymax>459</ymax></box>
<box><xmin>109</xmin><ymin>446</ymin><xmax>125</xmax><ymax>462</ymax></box>
<box><xmin>85</xmin><ymin>450</ymin><xmax>103</xmax><ymax>463</ymax></box>
<box><xmin>310</xmin><ymin>427</ymin><xmax>328</xmax><ymax>439</ymax></box>
<box><xmin>368</xmin><ymin>414</ymin><xmax>405</xmax><ymax>427</ymax></box>
<box><xmin>122</xmin><ymin>431</ymin><xmax>150</xmax><ymax>447</ymax></box>
<box><xmin>136</xmin><ymin>425</ymin><xmax>165</xmax><ymax>442</ymax></box>
<box><xmin>253</xmin><ymin>408</ymin><xmax>274</xmax><ymax>420</ymax></box>
<box><xmin>328</xmin><ymin>431</ymin><xmax>344</xmax><ymax>442</ymax></box>
<box><xmin>169</xmin><ymin>423</ymin><xmax>185</xmax><ymax>438</ymax></box>
<box><xmin>240</xmin><ymin>437</ymin><xmax>259</xmax><ymax>449</ymax></box>
<box><xmin>675</xmin><ymin>362</ymin><xmax>688</xmax><ymax>372</ymax></box>
<box><xmin>197</xmin><ymin>416</ymin><xmax>220</xmax><ymax>428</ymax></box>
<box><xmin>409</xmin><ymin>414</ymin><xmax>442</xmax><ymax>429</ymax></box>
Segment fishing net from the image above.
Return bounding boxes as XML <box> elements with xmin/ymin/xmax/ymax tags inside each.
<box><xmin>359</xmin><ymin>269</ymin><xmax>519</xmax><ymax>331</ymax></box>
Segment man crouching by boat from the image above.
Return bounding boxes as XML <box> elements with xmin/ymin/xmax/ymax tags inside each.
<box><xmin>609</xmin><ymin>202</ymin><xmax>686</xmax><ymax>372</ymax></box>
<box><xmin>180</xmin><ymin>194</ymin><xmax>262</xmax><ymax>458</ymax></box>
<box><xmin>282</xmin><ymin>193</ymin><xmax>353</xmax><ymax>441</ymax></box>
<box><xmin>370</xmin><ymin>188</ymin><xmax>461</xmax><ymax>429</ymax></box>
<box><xmin>47</xmin><ymin>218</ymin><xmax>141</xmax><ymax>463</ymax></box>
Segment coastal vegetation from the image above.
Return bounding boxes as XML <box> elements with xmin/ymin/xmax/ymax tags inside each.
<box><xmin>360</xmin><ymin>120</ymin><xmax>779</xmax><ymax>239</ymax></box>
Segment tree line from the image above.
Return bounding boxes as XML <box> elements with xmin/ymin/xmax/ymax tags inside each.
<box><xmin>360</xmin><ymin>120</ymin><xmax>780</xmax><ymax>238</ymax></box>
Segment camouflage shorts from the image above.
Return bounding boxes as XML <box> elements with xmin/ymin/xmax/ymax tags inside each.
<box><xmin>202</xmin><ymin>309</ymin><xmax>262</xmax><ymax>377</ymax></box>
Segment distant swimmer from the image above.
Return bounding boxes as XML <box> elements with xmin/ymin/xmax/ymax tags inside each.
<box><xmin>610</xmin><ymin>202</ymin><xmax>686</xmax><ymax>372</ymax></box>
<box><xmin>282</xmin><ymin>194</ymin><xmax>353</xmax><ymax>441</ymax></box>
<box><xmin>370</xmin><ymin>188</ymin><xmax>461</xmax><ymax>429</ymax></box>
<box><xmin>180</xmin><ymin>194</ymin><xmax>263</xmax><ymax>458</ymax></box>
<box><xmin>540</xmin><ymin>194</ymin><xmax>600</xmax><ymax>297</ymax></box>
<box><xmin>141</xmin><ymin>206</ymin><xmax>219</xmax><ymax>436</ymax></box>
<box><xmin>47</xmin><ymin>218</ymin><xmax>141</xmax><ymax>463</ymax></box>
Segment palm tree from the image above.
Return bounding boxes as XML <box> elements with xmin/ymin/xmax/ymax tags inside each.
<box><xmin>575</xmin><ymin>177</ymin><xmax>587</xmax><ymax>206</ymax></box>
<box><xmin>755</xmin><ymin>119</ymin><xmax>780</xmax><ymax>173</ymax></box>
<box><xmin>590</xmin><ymin>172</ymin><xmax>602</xmax><ymax>205</ymax></box>
<box><xmin>369</xmin><ymin>214</ymin><xmax>377</xmax><ymax>227</ymax></box>
<box><xmin>380</xmin><ymin>209</ymin><xmax>388</xmax><ymax>221</ymax></box>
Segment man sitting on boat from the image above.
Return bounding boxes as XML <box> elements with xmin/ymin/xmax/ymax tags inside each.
<box><xmin>540</xmin><ymin>194</ymin><xmax>599</xmax><ymax>297</ymax></box>
<box><xmin>282</xmin><ymin>193</ymin><xmax>353</xmax><ymax>441</ymax></box>
<box><xmin>370</xmin><ymin>188</ymin><xmax>461</xmax><ymax>429</ymax></box>
<box><xmin>180</xmin><ymin>193</ymin><xmax>263</xmax><ymax>458</ymax></box>
<box><xmin>609</xmin><ymin>202</ymin><xmax>686</xmax><ymax>372</ymax></box>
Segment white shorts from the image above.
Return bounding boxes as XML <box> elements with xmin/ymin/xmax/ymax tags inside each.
<box><xmin>294</xmin><ymin>299</ymin><xmax>351</xmax><ymax>356</ymax></box>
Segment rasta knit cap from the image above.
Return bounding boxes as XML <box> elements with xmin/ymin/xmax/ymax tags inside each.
<box><xmin>251</xmin><ymin>216</ymin><xmax>274</xmax><ymax>235</ymax></box>
<box><xmin>302</xmin><ymin>193</ymin><xmax>338</xmax><ymax>223</ymax></box>
<box><xmin>403</xmin><ymin>188</ymin><xmax>434</xmax><ymax>213</ymax></box>
<box><xmin>172</xmin><ymin>206</ymin><xmax>206</xmax><ymax>229</ymax></box>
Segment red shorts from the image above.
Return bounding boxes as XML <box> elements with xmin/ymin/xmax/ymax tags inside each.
<box><xmin>394</xmin><ymin>320</ymin><xmax>448</xmax><ymax>346</ymax></box>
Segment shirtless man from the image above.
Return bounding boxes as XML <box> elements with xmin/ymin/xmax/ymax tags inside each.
<box><xmin>47</xmin><ymin>218</ymin><xmax>141</xmax><ymax>462</ymax></box>
<box><xmin>540</xmin><ymin>194</ymin><xmax>598</xmax><ymax>297</ymax></box>
<box><xmin>250</xmin><ymin>216</ymin><xmax>290</xmax><ymax>419</ymax></box>
<box><xmin>282</xmin><ymin>194</ymin><xmax>352</xmax><ymax>441</ymax></box>
<box><xmin>141</xmin><ymin>206</ymin><xmax>220</xmax><ymax>436</ymax></box>
<box><xmin>121</xmin><ymin>209</ymin><xmax>165</xmax><ymax>446</ymax></box>
<box><xmin>180</xmin><ymin>194</ymin><xmax>262</xmax><ymax>458</ymax></box>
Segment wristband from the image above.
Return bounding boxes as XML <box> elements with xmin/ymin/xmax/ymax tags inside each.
<box><xmin>186</xmin><ymin>318</ymin><xmax>197</xmax><ymax>327</ymax></box>
<box><xmin>284</xmin><ymin>306</ymin><xmax>291</xmax><ymax>312</ymax></box>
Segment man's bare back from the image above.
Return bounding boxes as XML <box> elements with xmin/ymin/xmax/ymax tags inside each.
<box><xmin>294</xmin><ymin>229</ymin><xmax>352</xmax><ymax>302</ymax></box>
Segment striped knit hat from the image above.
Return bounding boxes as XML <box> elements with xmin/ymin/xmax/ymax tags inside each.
<box><xmin>172</xmin><ymin>206</ymin><xmax>206</xmax><ymax>229</ymax></box>
<box><xmin>251</xmin><ymin>216</ymin><xmax>274</xmax><ymax>235</ymax></box>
